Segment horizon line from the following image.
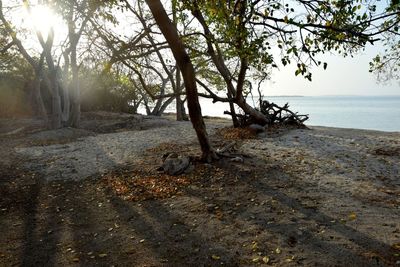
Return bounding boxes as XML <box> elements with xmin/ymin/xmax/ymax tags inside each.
<box><xmin>258</xmin><ymin>94</ymin><xmax>400</xmax><ymax>97</ymax></box>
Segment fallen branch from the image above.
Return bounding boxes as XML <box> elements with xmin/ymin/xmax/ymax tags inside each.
<box><xmin>226</xmin><ymin>100</ymin><xmax>309</xmax><ymax>127</ymax></box>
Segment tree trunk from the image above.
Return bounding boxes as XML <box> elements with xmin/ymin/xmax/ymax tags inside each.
<box><xmin>175</xmin><ymin>70</ymin><xmax>188</xmax><ymax>121</ymax></box>
<box><xmin>142</xmin><ymin>94</ymin><xmax>152</xmax><ymax>115</ymax></box>
<box><xmin>37</xmin><ymin>28</ymin><xmax>62</xmax><ymax>129</ymax></box>
<box><xmin>172</xmin><ymin>4</ymin><xmax>187</xmax><ymax>121</ymax></box>
<box><xmin>151</xmin><ymin>80</ymin><xmax>167</xmax><ymax>115</ymax></box>
<box><xmin>236</xmin><ymin>94</ymin><xmax>269</xmax><ymax>125</ymax></box>
<box><xmin>58</xmin><ymin>69</ymin><xmax>70</xmax><ymax>124</ymax></box>
<box><xmin>69</xmin><ymin>43</ymin><xmax>80</xmax><ymax>127</ymax></box>
<box><xmin>145</xmin><ymin>0</ymin><xmax>217</xmax><ymax>162</ymax></box>
<box><xmin>191</xmin><ymin>7</ymin><xmax>268</xmax><ymax>126</ymax></box>
<box><xmin>30</xmin><ymin>74</ymin><xmax>47</xmax><ymax>120</ymax></box>
<box><xmin>157</xmin><ymin>96</ymin><xmax>175</xmax><ymax>116</ymax></box>
<box><xmin>176</xmin><ymin>95</ymin><xmax>188</xmax><ymax>121</ymax></box>
<box><xmin>30</xmin><ymin>56</ymin><xmax>48</xmax><ymax>120</ymax></box>
<box><xmin>61</xmin><ymin>52</ymin><xmax>70</xmax><ymax>124</ymax></box>
<box><xmin>43</xmin><ymin>73</ymin><xmax>62</xmax><ymax>129</ymax></box>
<box><xmin>227</xmin><ymin>91</ymin><xmax>240</xmax><ymax>127</ymax></box>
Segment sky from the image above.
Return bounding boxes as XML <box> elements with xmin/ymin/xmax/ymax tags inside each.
<box><xmin>263</xmin><ymin>0</ymin><xmax>400</xmax><ymax>97</ymax></box>
<box><xmin>264</xmin><ymin>43</ymin><xmax>399</xmax><ymax>96</ymax></box>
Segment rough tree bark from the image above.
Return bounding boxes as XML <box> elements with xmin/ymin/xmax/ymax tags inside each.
<box><xmin>65</xmin><ymin>2</ymin><xmax>89</xmax><ymax>128</ymax></box>
<box><xmin>37</xmin><ymin>29</ymin><xmax>62</xmax><ymax>129</ymax></box>
<box><xmin>172</xmin><ymin>2</ymin><xmax>188</xmax><ymax>121</ymax></box>
<box><xmin>145</xmin><ymin>0</ymin><xmax>217</xmax><ymax>162</ymax></box>
<box><xmin>30</xmin><ymin>53</ymin><xmax>48</xmax><ymax>120</ymax></box>
<box><xmin>21</xmin><ymin>0</ymin><xmax>62</xmax><ymax>129</ymax></box>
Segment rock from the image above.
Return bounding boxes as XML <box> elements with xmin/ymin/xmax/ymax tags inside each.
<box><xmin>249</xmin><ymin>124</ymin><xmax>265</xmax><ymax>133</ymax></box>
<box><xmin>230</xmin><ymin>156</ymin><xmax>244</xmax><ymax>163</ymax></box>
<box><xmin>206</xmin><ymin>204</ymin><xmax>217</xmax><ymax>212</ymax></box>
<box><xmin>257</xmin><ymin>132</ymin><xmax>267</xmax><ymax>138</ymax></box>
<box><xmin>160</xmin><ymin>153</ymin><xmax>191</xmax><ymax>175</ymax></box>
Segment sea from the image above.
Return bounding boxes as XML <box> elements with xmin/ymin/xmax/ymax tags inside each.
<box><xmin>146</xmin><ymin>95</ymin><xmax>400</xmax><ymax>132</ymax></box>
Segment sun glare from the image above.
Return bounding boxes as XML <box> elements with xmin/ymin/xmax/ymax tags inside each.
<box><xmin>28</xmin><ymin>5</ymin><xmax>60</xmax><ymax>38</ymax></box>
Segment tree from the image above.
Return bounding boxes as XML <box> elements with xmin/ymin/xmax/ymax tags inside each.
<box><xmin>54</xmin><ymin>0</ymin><xmax>100</xmax><ymax>127</ymax></box>
<box><xmin>0</xmin><ymin>29</ymin><xmax>38</xmax><ymax>117</ymax></box>
<box><xmin>145</xmin><ymin>0</ymin><xmax>217</xmax><ymax>162</ymax></box>
<box><xmin>369</xmin><ymin>2</ymin><xmax>400</xmax><ymax>83</ymax></box>
<box><xmin>23</xmin><ymin>0</ymin><xmax>64</xmax><ymax>128</ymax></box>
<box><xmin>0</xmin><ymin>0</ymin><xmax>48</xmax><ymax>120</ymax></box>
<box><xmin>175</xmin><ymin>0</ymin><xmax>400</xmax><ymax>126</ymax></box>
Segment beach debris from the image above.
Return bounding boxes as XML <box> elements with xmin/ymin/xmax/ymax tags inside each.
<box><xmin>211</xmin><ymin>255</ymin><xmax>220</xmax><ymax>260</ymax></box>
<box><xmin>230</xmin><ymin>156</ymin><xmax>244</xmax><ymax>163</ymax></box>
<box><xmin>216</xmin><ymin>141</ymin><xmax>237</xmax><ymax>154</ymax></box>
<box><xmin>249</xmin><ymin>124</ymin><xmax>265</xmax><ymax>133</ymax></box>
<box><xmin>372</xmin><ymin>146</ymin><xmax>400</xmax><ymax>156</ymax></box>
<box><xmin>158</xmin><ymin>153</ymin><xmax>192</xmax><ymax>175</ymax></box>
<box><xmin>225</xmin><ymin>100</ymin><xmax>308</xmax><ymax>127</ymax></box>
<box><xmin>348</xmin><ymin>212</ymin><xmax>357</xmax><ymax>221</ymax></box>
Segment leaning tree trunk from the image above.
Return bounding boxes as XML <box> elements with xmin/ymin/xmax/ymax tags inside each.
<box><xmin>157</xmin><ymin>96</ymin><xmax>175</xmax><ymax>116</ymax></box>
<box><xmin>227</xmin><ymin>90</ymin><xmax>240</xmax><ymax>127</ymax></box>
<box><xmin>191</xmin><ymin>6</ymin><xmax>268</xmax><ymax>126</ymax></box>
<box><xmin>145</xmin><ymin>0</ymin><xmax>217</xmax><ymax>162</ymax></box>
<box><xmin>172</xmin><ymin>4</ymin><xmax>187</xmax><ymax>121</ymax></box>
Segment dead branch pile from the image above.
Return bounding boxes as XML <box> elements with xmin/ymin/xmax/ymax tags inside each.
<box><xmin>225</xmin><ymin>100</ymin><xmax>309</xmax><ymax>127</ymax></box>
<box><xmin>260</xmin><ymin>100</ymin><xmax>309</xmax><ymax>125</ymax></box>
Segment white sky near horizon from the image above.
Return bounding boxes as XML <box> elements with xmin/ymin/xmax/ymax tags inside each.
<box><xmin>264</xmin><ymin>0</ymin><xmax>400</xmax><ymax>97</ymax></box>
<box><xmin>264</xmin><ymin>44</ymin><xmax>400</xmax><ymax>96</ymax></box>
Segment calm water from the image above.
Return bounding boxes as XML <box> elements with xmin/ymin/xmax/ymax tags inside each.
<box><xmin>147</xmin><ymin>95</ymin><xmax>400</xmax><ymax>132</ymax></box>
<box><xmin>200</xmin><ymin>95</ymin><xmax>400</xmax><ymax>132</ymax></box>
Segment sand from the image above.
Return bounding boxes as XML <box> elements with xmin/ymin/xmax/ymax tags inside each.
<box><xmin>0</xmin><ymin>114</ymin><xmax>399</xmax><ymax>266</ymax></box>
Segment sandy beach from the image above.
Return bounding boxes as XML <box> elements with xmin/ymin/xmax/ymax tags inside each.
<box><xmin>0</xmin><ymin>113</ymin><xmax>399</xmax><ymax>266</ymax></box>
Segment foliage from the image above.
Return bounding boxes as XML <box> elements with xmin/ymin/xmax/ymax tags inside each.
<box><xmin>177</xmin><ymin>0</ymin><xmax>399</xmax><ymax>81</ymax></box>
<box><xmin>0</xmin><ymin>40</ymin><xmax>35</xmax><ymax>117</ymax></box>
<box><xmin>79</xmin><ymin>67</ymin><xmax>141</xmax><ymax>113</ymax></box>
<box><xmin>369</xmin><ymin>2</ymin><xmax>400</xmax><ymax>83</ymax></box>
<box><xmin>370</xmin><ymin>39</ymin><xmax>400</xmax><ymax>83</ymax></box>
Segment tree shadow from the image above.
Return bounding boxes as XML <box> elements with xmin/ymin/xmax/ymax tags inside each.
<box><xmin>11</xmin><ymin>124</ymin><xmax>398</xmax><ymax>266</ymax></box>
<box><xmin>204</xmin><ymin>161</ymin><xmax>398</xmax><ymax>266</ymax></box>
<box><xmin>103</xmin><ymin>188</ymin><xmax>241</xmax><ymax>266</ymax></box>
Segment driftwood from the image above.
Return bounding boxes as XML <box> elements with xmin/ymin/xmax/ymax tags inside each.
<box><xmin>225</xmin><ymin>100</ymin><xmax>309</xmax><ymax>127</ymax></box>
<box><xmin>215</xmin><ymin>141</ymin><xmax>252</xmax><ymax>160</ymax></box>
<box><xmin>260</xmin><ymin>100</ymin><xmax>308</xmax><ymax>124</ymax></box>
<box><xmin>216</xmin><ymin>141</ymin><xmax>236</xmax><ymax>154</ymax></box>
